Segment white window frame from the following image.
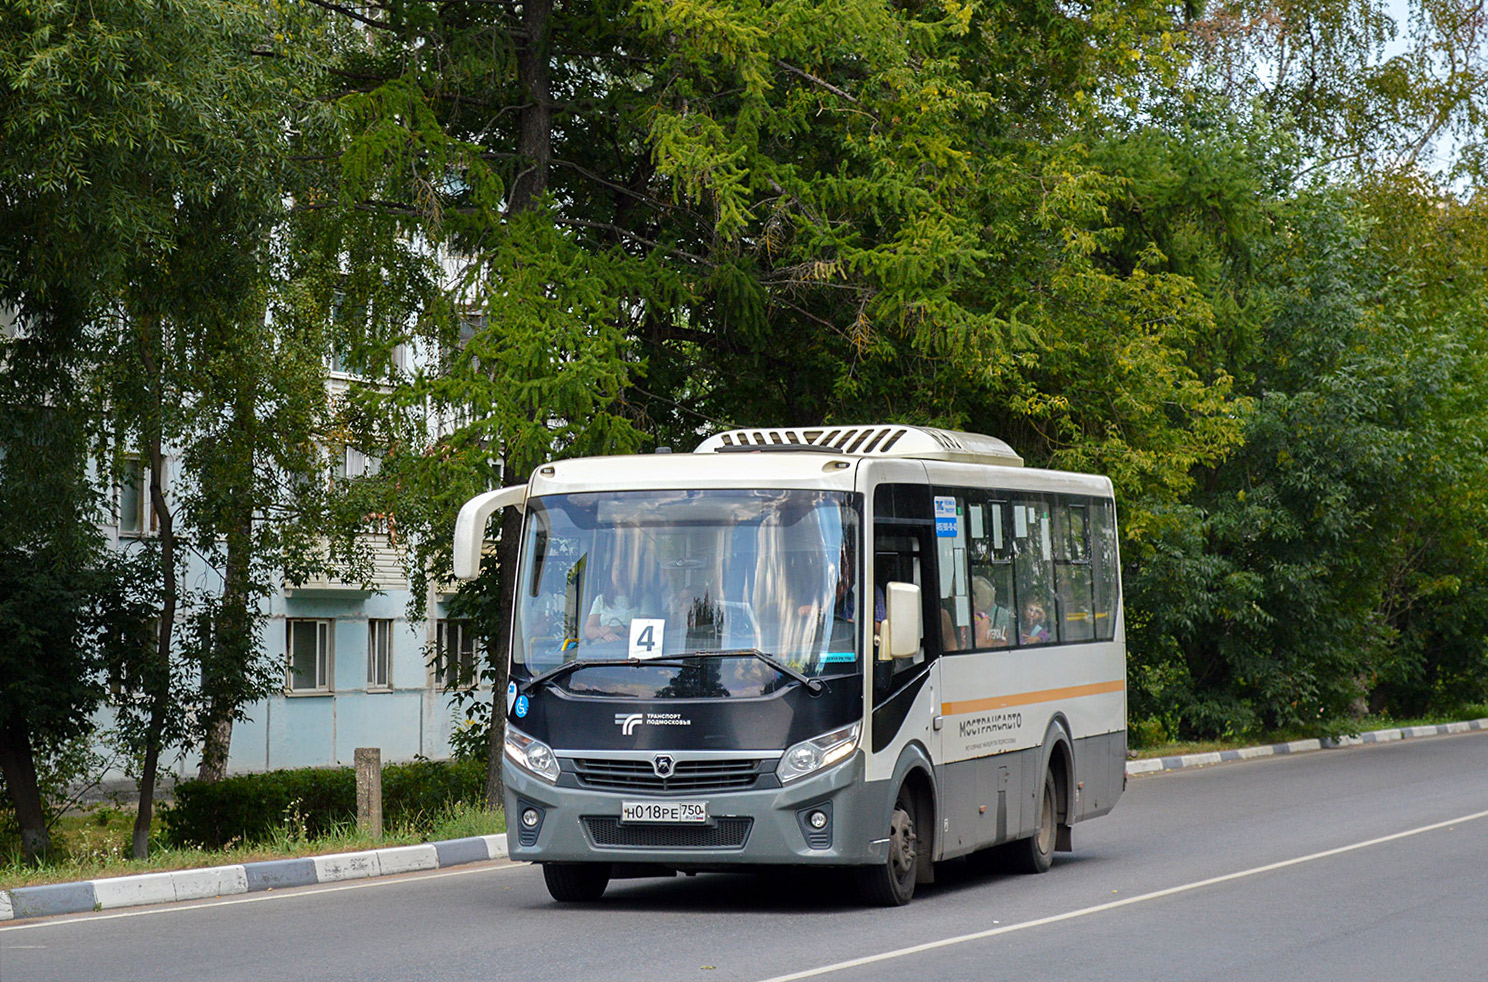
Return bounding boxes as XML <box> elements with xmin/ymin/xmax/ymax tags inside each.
<box><xmin>118</xmin><ymin>455</ymin><xmax>157</xmax><ymax>537</ymax></box>
<box><xmin>287</xmin><ymin>618</ymin><xmax>333</xmax><ymax>693</ymax></box>
<box><xmin>367</xmin><ymin>618</ymin><xmax>393</xmax><ymax>690</ymax></box>
<box><xmin>434</xmin><ymin>618</ymin><xmax>480</xmax><ymax>689</ymax></box>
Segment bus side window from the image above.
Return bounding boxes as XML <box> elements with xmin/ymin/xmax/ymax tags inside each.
<box><xmin>1090</xmin><ymin>499</ymin><xmax>1120</xmax><ymax>641</ymax></box>
<box><xmin>935</xmin><ymin>492</ymin><xmax>970</xmax><ymax>653</ymax></box>
<box><xmin>1012</xmin><ymin>497</ymin><xmax>1059</xmax><ymax>645</ymax></box>
<box><xmin>1054</xmin><ymin>501</ymin><xmax>1095</xmax><ymax>642</ymax></box>
<box><xmin>874</xmin><ymin>539</ymin><xmax>922</xmax><ymax>637</ymax></box>
<box><xmin>968</xmin><ymin>498</ymin><xmax>1014</xmax><ymax>649</ymax></box>
<box><xmin>872</xmin><ymin>483</ymin><xmax>937</xmax><ymax>700</ymax></box>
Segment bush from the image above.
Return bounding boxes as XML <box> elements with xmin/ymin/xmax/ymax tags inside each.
<box><xmin>163</xmin><ymin>758</ymin><xmax>486</xmax><ymax>849</ymax></box>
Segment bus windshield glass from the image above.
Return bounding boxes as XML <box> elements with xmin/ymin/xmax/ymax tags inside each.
<box><xmin>512</xmin><ymin>489</ymin><xmax>863</xmax><ymax>693</ymax></box>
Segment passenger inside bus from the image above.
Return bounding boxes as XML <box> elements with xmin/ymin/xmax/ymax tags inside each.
<box><xmin>584</xmin><ymin>569</ymin><xmax>641</xmax><ymax>642</ymax></box>
<box><xmin>1019</xmin><ymin>596</ymin><xmax>1050</xmax><ymax>645</ymax></box>
<box><xmin>941</xmin><ymin>606</ymin><xmax>963</xmax><ymax>652</ymax></box>
<box><xmin>834</xmin><ymin>577</ymin><xmax>885</xmax><ymax>626</ymax></box>
<box><xmin>972</xmin><ymin>575</ymin><xmax>1013</xmax><ymax>648</ymax></box>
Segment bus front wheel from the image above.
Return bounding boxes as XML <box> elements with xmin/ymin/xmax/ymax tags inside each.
<box><xmin>542</xmin><ymin>862</ymin><xmax>611</xmax><ymax>902</ymax></box>
<box><xmin>856</xmin><ymin>785</ymin><xmax>918</xmax><ymax>906</ymax></box>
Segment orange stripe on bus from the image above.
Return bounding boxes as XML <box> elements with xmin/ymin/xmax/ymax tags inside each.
<box><xmin>941</xmin><ymin>679</ymin><xmax>1126</xmax><ymax>716</ymax></box>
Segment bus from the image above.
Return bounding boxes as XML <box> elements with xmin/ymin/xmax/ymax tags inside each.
<box><xmin>453</xmin><ymin>425</ymin><xmax>1126</xmax><ymax>905</ymax></box>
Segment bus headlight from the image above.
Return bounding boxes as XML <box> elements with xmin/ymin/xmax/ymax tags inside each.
<box><xmin>776</xmin><ymin>722</ymin><xmax>860</xmax><ymax>784</ymax></box>
<box><xmin>504</xmin><ymin>726</ymin><xmax>560</xmax><ymax>783</ymax></box>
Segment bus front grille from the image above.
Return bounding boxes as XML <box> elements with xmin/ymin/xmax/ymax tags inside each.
<box><xmin>582</xmin><ymin>816</ymin><xmax>753</xmax><ymax>849</ymax></box>
<box><xmin>571</xmin><ymin>758</ymin><xmax>764</xmax><ymax>793</ymax></box>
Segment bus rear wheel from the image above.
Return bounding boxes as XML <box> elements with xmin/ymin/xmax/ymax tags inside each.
<box><xmin>1006</xmin><ymin>768</ymin><xmax>1057</xmax><ymax>874</ymax></box>
<box><xmin>542</xmin><ymin>862</ymin><xmax>611</xmax><ymax>902</ymax></box>
<box><xmin>856</xmin><ymin>785</ymin><xmax>918</xmax><ymax>906</ymax></box>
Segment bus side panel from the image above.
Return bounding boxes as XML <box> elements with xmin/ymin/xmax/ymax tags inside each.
<box><xmin>936</xmin><ymin>643</ymin><xmax>1124</xmax><ymax>762</ymax></box>
<box><xmin>935</xmin><ymin>748</ymin><xmax>1034</xmax><ymax>860</ymax></box>
<box><xmin>936</xmin><ymin>638</ymin><xmax>1125</xmax><ymax>836</ymax></box>
<box><xmin>1073</xmin><ymin>730</ymin><xmax>1126</xmax><ymax>821</ymax></box>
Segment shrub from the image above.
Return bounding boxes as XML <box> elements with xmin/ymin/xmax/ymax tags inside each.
<box><xmin>164</xmin><ymin>758</ymin><xmax>486</xmax><ymax>849</ymax></box>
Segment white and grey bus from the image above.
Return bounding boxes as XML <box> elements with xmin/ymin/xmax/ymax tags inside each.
<box><xmin>453</xmin><ymin>425</ymin><xmax>1126</xmax><ymax>905</ymax></box>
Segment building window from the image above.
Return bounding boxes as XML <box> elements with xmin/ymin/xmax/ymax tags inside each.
<box><xmin>287</xmin><ymin>618</ymin><xmax>332</xmax><ymax>692</ymax></box>
<box><xmin>435</xmin><ymin>619</ymin><xmax>479</xmax><ymax>688</ymax></box>
<box><xmin>118</xmin><ymin>456</ymin><xmax>157</xmax><ymax>536</ymax></box>
<box><xmin>108</xmin><ymin>618</ymin><xmax>158</xmax><ymax>698</ymax></box>
<box><xmin>368</xmin><ymin>618</ymin><xmax>392</xmax><ymax>689</ymax></box>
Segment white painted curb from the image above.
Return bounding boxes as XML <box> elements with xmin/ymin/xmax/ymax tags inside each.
<box><xmin>0</xmin><ymin>890</ymin><xmax>13</xmax><ymax>921</ymax></box>
<box><xmin>375</xmin><ymin>844</ymin><xmax>440</xmax><ymax>876</ymax></box>
<box><xmin>171</xmin><ymin>865</ymin><xmax>249</xmax><ymax>901</ymax></box>
<box><xmin>1127</xmin><ymin>718</ymin><xmax>1488</xmax><ymax>776</ymax></box>
<box><xmin>312</xmin><ymin>850</ymin><xmax>382</xmax><ymax>883</ymax></box>
<box><xmin>93</xmin><ymin>871</ymin><xmax>176</xmax><ymax>910</ymax></box>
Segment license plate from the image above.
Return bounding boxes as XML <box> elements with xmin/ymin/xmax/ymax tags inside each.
<box><xmin>621</xmin><ymin>800</ymin><xmax>709</xmax><ymax>824</ymax></box>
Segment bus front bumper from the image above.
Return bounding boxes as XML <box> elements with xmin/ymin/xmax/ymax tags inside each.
<box><xmin>503</xmin><ymin>752</ymin><xmax>887</xmax><ymax>868</ymax></box>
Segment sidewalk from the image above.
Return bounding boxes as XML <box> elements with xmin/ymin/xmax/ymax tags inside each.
<box><xmin>4</xmin><ymin>716</ymin><xmax>1485</xmax><ymax>923</ymax></box>
<box><xmin>0</xmin><ymin>833</ymin><xmax>508</xmax><ymax>922</ymax></box>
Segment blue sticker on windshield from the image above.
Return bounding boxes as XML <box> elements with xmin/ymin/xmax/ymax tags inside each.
<box><xmin>820</xmin><ymin>651</ymin><xmax>855</xmax><ymax>663</ymax></box>
<box><xmin>514</xmin><ymin>694</ymin><xmax>530</xmax><ymax>718</ymax></box>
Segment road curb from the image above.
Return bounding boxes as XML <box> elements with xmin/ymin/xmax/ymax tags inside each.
<box><xmin>1126</xmin><ymin>718</ymin><xmax>1488</xmax><ymax>776</ymax></box>
<box><xmin>0</xmin><ymin>832</ymin><xmax>507</xmax><ymax>924</ymax></box>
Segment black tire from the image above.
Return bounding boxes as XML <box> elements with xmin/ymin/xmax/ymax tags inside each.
<box><xmin>1006</xmin><ymin>768</ymin><xmax>1057</xmax><ymax>874</ymax></box>
<box><xmin>855</xmin><ymin>785</ymin><xmax>919</xmax><ymax>906</ymax></box>
<box><xmin>542</xmin><ymin>862</ymin><xmax>611</xmax><ymax>902</ymax></box>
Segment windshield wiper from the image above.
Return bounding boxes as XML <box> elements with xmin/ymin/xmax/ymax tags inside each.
<box><xmin>519</xmin><ymin>650</ymin><xmax>827</xmax><ymax>696</ymax></box>
<box><xmin>519</xmin><ymin>659</ymin><xmax>636</xmax><ymax>695</ymax></box>
<box><xmin>686</xmin><ymin>649</ymin><xmax>826</xmax><ymax>695</ymax></box>
<box><xmin>518</xmin><ymin>655</ymin><xmax>712</xmax><ymax>694</ymax></box>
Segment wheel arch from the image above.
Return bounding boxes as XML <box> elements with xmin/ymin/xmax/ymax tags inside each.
<box><xmin>1038</xmin><ymin>714</ymin><xmax>1075</xmax><ymax>840</ymax></box>
<box><xmin>887</xmin><ymin>740</ymin><xmax>938</xmax><ymax>871</ymax></box>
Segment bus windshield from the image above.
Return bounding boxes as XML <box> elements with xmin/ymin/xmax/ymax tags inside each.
<box><xmin>512</xmin><ymin>488</ymin><xmax>863</xmax><ymax>693</ymax></box>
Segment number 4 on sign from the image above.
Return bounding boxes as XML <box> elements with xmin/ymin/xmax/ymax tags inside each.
<box><xmin>629</xmin><ymin>619</ymin><xmax>666</xmax><ymax>659</ymax></box>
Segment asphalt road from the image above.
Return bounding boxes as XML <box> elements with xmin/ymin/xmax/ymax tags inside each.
<box><xmin>4</xmin><ymin>731</ymin><xmax>1487</xmax><ymax>982</ymax></box>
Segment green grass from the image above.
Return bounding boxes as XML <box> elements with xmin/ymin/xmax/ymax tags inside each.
<box><xmin>1129</xmin><ymin>705</ymin><xmax>1488</xmax><ymax>759</ymax></box>
<box><xmin>0</xmin><ymin>800</ymin><xmax>505</xmax><ymax>892</ymax></box>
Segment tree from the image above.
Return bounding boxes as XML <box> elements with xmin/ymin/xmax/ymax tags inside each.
<box><xmin>303</xmin><ymin>0</ymin><xmax>1262</xmax><ymax>799</ymax></box>
<box><xmin>0</xmin><ymin>328</ymin><xmax>117</xmax><ymax>863</ymax></box>
<box><xmin>2</xmin><ymin>0</ymin><xmax>345</xmax><ymax>854</ymax></box>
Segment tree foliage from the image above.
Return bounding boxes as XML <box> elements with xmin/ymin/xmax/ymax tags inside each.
<box><xmin>3</xmin><ymin>0</ymin><xmax>1488</xmax><ymax>858</ymax></box>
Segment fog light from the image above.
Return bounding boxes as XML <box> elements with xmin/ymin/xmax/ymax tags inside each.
<box><xmin>522</xmin><ymin>808</ymin><xmax>540</xmax><ymax>828</ymax></box>
<box><xmin>808</xmin><ymin>810</ymin><xmax>828</xmax><ymax>830</ymax></box>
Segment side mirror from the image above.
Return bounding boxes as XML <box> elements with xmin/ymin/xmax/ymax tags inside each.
<box><xmin>453</xmin><ymin>485</ymin><xmax>527</xmax><ymax>579</ymax></box>
<box><xmin>879</xmin><ymin>582</ymin><xmax>922</xmax><ymax>660</ymax></box>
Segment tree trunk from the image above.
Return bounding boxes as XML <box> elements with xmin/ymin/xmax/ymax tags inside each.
<box><xmin>197</xmin><ymin>717</ymin><xmax>233</xmax><ymax>783</ymax></box>
<box><xmin>133</xmin><ymin>422</ymin><xmax>178</xmax><ymax>860</ymax></box>
<box><xmin>482</xmin><ymin>489</ymin><xmax>522</xmax><ymax>810</ymax></box>
<box><xmin>198</xmin><ymin>497</ymin><xmax>253</xmax><ymax>782</ymax></box>
<box><xmin>482</xmin><ymin>0</ymin><xmax>552</xmax><ymax>810</ymax></box>
<box><xmin>198</xmin><ymin>324</ymin><xmax>261</xmax><ymax>782</ymax></box>
<box><xmin>0</xmin><ymin>719</ymin><xmax>49</xmax><ymax>865</ymax></box>
<box><xmin>507</xmin><ymin>0</ymin><xmax>552</xmax><ymax>216</ymax></box>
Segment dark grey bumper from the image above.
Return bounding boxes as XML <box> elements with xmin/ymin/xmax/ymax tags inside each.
<box><xmin>504</xmin><ymin>752</ymin><xmax>888</xmax><ymax>867</ymax></box>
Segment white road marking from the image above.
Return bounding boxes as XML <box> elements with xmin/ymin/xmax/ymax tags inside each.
<box><xmin>758</xmin><ymin>807</ymin><xmax>1488</xmax><ymax>982</ymax></box>
<box><xmin>0</xmin><ymin>860</ymin><xmax>526</xmax><ymax>932</ymax></box>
